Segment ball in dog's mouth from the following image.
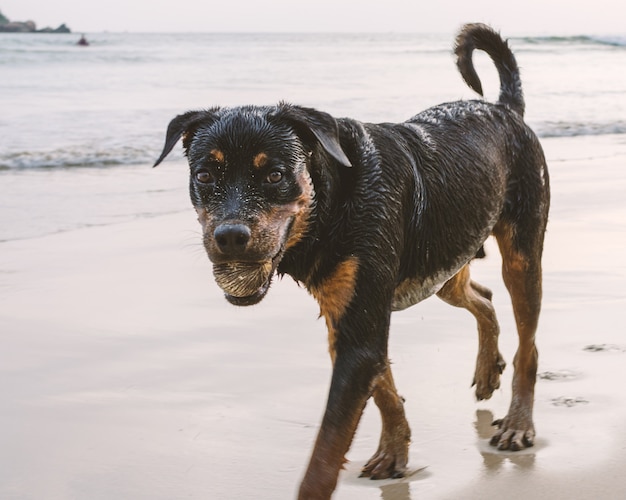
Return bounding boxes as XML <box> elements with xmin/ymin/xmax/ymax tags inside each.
<box><xmin>212</xmin><ymin>261</ymin><xmax>274</xmax><ymax>306</ymax></box>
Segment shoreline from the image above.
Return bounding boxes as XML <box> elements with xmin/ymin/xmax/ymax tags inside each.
<box><xmin>1</xmin><ymin>134</ymin><xmax>625</xmax><ymax>499</ymax></box>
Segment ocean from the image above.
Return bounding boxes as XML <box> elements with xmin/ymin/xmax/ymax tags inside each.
<box><xmin>1</xmin><ymin>31</ymin><xmax>625</xmax><ymax>242</ymax></box>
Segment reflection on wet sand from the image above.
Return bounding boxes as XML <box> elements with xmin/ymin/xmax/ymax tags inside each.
<box><xmin>368</xmin><ymin>408</ymin><xmax>537</xmax><ymax>500</ymax></box>
<box><xmin>380</xmin><ymin>481</ymin><xmax>411</xmax><ymax>500</ymax></box>
<box><xmin>341</xmin><ymin>461</ymin><xmax>429</xmax><ymax>500</ymax></box>
<box><xmin>474</xmin><ymin>409</ymin><xmax>536</xmax><ymax>473</ymax></box>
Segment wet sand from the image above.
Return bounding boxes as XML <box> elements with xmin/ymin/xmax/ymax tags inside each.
<box><xmin>1</xmin><ymin>135</ymin><xmax>625</xmax><ymax>499</ymax></box>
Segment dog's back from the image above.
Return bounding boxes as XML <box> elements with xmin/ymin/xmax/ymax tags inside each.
<box><xmin>327</xmin><ymin>25</ymin><xmax>548</xmax><ymax>311</ymax></box>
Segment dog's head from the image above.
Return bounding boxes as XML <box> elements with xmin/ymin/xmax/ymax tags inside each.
<box><xmin>154</xmin><ymin>103</ymin><xmax>351</xmax><ymax>306</ymax></box>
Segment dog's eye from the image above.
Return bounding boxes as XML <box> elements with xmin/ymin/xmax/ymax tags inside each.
<box><xmin>196</xmin><ymin>171</ymin><xmax>215</xmax><ymax>184</ymax></box>
<box><xmin>265</xmin><ymin>170</ymin><xmax>283</xmax><ymax>184</ymax></box>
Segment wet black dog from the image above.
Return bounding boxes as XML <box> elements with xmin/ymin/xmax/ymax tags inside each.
<box><xmin>155</xmin><ymin>23</ymin><xmax>550</xmax><ymax>500</ymax></box>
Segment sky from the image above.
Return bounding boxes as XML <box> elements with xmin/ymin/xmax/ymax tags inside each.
<box><xmin>1</xmin><ymin>0</ymin><xmax>624</xmax><ymax>35</ymax></box>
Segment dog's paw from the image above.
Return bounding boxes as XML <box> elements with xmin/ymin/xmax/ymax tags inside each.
<box><xmin>360</xmin><ymin>449</ymin><xmax>408</xmax><ymax>480</ymax></box>
<box><xmin>360</xmin><ymin>432</ymin><xmax>410</xmax><ymax>480</ymax></box>
<box><xmin>473</xmin><ymin>353</ymin><xmax>506</xmax><ymax>400</ymax></box>
<box><xmin>489</xmin><ymin>416</ymin><xmax>535</xmax><ymax>451</ymax></box>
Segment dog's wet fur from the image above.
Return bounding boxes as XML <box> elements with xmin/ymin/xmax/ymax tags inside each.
<box><xmin>155</xmin><ymin>24</ymin><xmax>550</xmax><ymax>499</ymax></box>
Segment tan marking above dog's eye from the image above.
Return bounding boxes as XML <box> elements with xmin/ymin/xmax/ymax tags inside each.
<box><xmin>253</xmin><ymin>152</ymin><xmax>269</xmax><ymax>169</ymax></box>
<box><xmin>209</xmin><ymin>149</ymin><xmax>225</xmax><ymax>163</ymax></box>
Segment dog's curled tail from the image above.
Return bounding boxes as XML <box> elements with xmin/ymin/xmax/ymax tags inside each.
<box><xmin>455</xmin><ymin>23</ymin><xmax>525</xmax><ymax>116</ymax></box>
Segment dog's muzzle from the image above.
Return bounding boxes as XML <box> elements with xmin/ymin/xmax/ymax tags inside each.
<box><xmin>209</xmin><ymin>223</ymin><xmax>282</xmax><ymax>306</ymax></box>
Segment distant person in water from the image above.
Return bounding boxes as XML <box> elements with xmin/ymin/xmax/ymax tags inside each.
<box><xmin>77</xmin><ymin>35</ymin><xmax>89</xmax><ymax>46</ymax></box>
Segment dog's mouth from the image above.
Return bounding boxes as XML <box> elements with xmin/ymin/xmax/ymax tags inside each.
<box><xmin>212</xmin><ymin>251</ymin><xmax>282</xmax><ymax>306</ymax></box>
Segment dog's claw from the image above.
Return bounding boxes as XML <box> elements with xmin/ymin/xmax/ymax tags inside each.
<box><xmin>360</xmin><ymin>454</ymin><xmax>407</xmax><ymax>480</ymax></box>
<box><xmin>490</xmin><ymin>417</ymin><xmax>535</xmax><ymax>450</ymax></box>
<box><xmin>360</xmin><ymin>443</ymin><xmax>409</xmax><ymax>480</ymax></box>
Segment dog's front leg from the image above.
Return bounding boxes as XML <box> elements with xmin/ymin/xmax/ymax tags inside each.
<box><xmin>299</xmin><ymin>257</ymin><xmax>392</xmax><ymax>499</ymax></box>
<box><xmin>298</xmin><ymin>348</ymin><xmax>386</xmax><ymax>499</ymax></box>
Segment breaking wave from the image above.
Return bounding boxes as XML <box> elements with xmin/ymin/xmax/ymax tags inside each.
<box><xmin>534</xmin><ymin>120</ymin><xmax>626</xmax><ymax>138</ymax></box>
<box><xmin>516</xmin><ymin>35</ymin><xmax>626</xmax><ymax>48</ymax></box>
<box><xmin>0</xmin><ymin>144</ymin><xmax>183</xmax><ymax>170</ymax></box>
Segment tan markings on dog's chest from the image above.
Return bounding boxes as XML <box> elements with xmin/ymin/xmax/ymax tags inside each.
<box><xmin>310</xmin><ymin>257</ymin><xmax>359</xmax><ymax>323</ymax></box>
<box><xmin>309</xmin><ymin>258</ymin><xmax>359</xmax><ymax>361</ymax></box>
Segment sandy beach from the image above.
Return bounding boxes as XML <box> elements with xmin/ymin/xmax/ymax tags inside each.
<box><xmin>1</xmin><ymin>134</ymin><xmax>625</xmax><ymax>499</ymax></box>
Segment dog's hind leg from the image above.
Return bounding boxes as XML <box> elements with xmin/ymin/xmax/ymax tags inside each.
<box><xmin>360</xmin><ymin>364</ymin><xmax>411</xmax><ymax>479</ymax></box>
<box><xmin>490</xmin><ymin>220</ymin><xmax>545</xmax><ymax>450</ymax></box>
<box><xmin>437</xmin><ymin>264</ymin><xmax>506</xmax><ymax>400</ymax></box>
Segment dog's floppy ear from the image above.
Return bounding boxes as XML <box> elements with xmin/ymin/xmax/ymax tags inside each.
<box><xmin>153</xmin><ymin>109</ymin><xmax>219</xmax><ymax>167</ymax></box>
<box><xmin>274</xmin><ymin>103</ymin><xmax>352</xmax><ymax>167</ymax></box>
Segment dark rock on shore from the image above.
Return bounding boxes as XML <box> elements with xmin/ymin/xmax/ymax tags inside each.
<box><xmin>0</xmin><ymin>10</ymin><xmax>71</xmax><ymax>33</ymax></box>
<box><xmin>37</xmin><ymin>23</ymin><xmax>71</xmax><ymax>34</ymax></box>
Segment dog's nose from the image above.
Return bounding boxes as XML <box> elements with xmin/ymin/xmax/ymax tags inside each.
<box><xmin>214</xmin><ymin>224</ymin><xmax>251</xmax><ymax>255</ymax></box>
